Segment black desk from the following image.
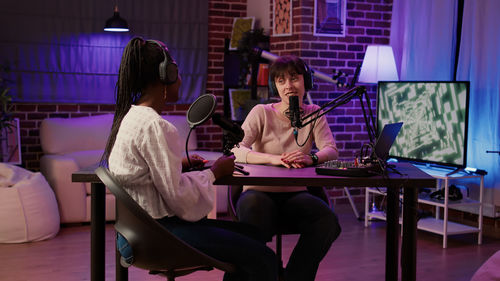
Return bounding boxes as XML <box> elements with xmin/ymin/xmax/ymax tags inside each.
<box><xmin>72</xmin><ymin>162</ymin><xmax>436</xmax><ymax>281</ymax></box>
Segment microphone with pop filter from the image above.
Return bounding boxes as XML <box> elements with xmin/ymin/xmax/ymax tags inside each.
<box><xmin>185</xmin><ymin>94</ymin><xmax>248</xmax><ymax>174</ymax></box>
<box><xmin>187</xmin><ymin>94</ymin><xmax>217</xmax><ymax>128</ymax></box>
<box><xmin>185</xmin><ymin>94</ymin><xmax>217</xmax><ymax>169</ymax></box>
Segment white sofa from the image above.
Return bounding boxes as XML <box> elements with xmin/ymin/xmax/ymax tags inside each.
<box><xmin>40</xmin><ymin>113</ymin><xmax>227</xmax><ymax>224</ymax></box>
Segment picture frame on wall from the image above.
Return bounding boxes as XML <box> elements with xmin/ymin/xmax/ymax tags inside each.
<box><xmin>229</xmin><ymin>88</ymin><xmax>253</xmax><ymax>121</ymax></box>
<box><xmin>273</xmin><ymin>0</ymin><xmax>292</xmax><ymax>36</ymax></box>
<box><xmin>0</xmin><ymin>118</ymin><xmax>21</xmax><ymax>165</ymax></box>
<box><xmin>314</xmin><ymin>0</ymin><xmax>347</xmax><ymax>37</ymax></box>
<box><xmin>229</xmin><ymin>17</ymin><xmax>255</xmax><ymax>50</ymax></box>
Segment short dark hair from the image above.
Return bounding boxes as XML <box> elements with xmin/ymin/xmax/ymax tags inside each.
<box><xmin>268</xmin><ymin>55</ymin><xmax>309</xmax><ymax>95</ymax></box>
<box><xmin>269</xmin><ymin>55</ymin><xmax>308</xmax><ymax>84</ymax></box>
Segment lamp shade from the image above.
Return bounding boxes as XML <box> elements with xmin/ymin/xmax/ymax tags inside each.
<box><xmin>104</xmin><ymin>5</ymin><xmax>129</xmax><ymax>32</ymax></box>
<box><xmin>358</xmin><ymin>45</ymin><xmax>398</xmax><ymax>83</ymax></box>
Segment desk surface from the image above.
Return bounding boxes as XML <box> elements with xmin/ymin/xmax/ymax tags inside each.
<box><xmin>72</xmin><ymin>162</ymin><xmax>436</xmax><ymax>188</ymax></box>
<box><xmin>214</xmin><ymin>162</ymin><xmax>436</xmax><ymax>188</ymax></box>
<box><xmin>72</xmin><ymin>164</ymin><xmax>101</xmax><ymax>183</ymax></box>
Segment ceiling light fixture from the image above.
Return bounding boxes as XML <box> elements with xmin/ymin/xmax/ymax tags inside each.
<box><xmin>104</xmin><ymin>4</ymin><xmax>129</xmax><ymax>32</ymax></box>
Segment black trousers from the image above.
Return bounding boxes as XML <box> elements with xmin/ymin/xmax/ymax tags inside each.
<box><xmin>236</xmin><ymin>190</ymin><xmax>341</xmax><ymax>281</ymax></box>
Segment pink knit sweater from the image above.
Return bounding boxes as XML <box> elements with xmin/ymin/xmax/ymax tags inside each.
<box><xmin>232</xmin><ymin>103</ymin><xmax>337</xmax><ymax>192</ymax></box>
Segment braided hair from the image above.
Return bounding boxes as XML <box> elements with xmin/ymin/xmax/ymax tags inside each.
<box><xmin>101</xmin><ymin>37</ymin><xmax>167</xmax><ymax>165</ymax></box>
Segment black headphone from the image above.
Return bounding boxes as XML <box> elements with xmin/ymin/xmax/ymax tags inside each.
<box><xmin>268</xmin><ymin>59</ymin><xmax>314</xmax><ymax>96</ymax></box>
<box><xmin>146</xmin><ymin>40</ymin><xmax>179</xmax><ymax>85</ymax></box>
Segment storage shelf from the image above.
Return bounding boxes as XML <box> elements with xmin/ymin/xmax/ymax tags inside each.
<box><xmin>417</xmin><ymin>217</ymin><xmax>480</xmax><ymax>235</ymax></box>
<box><xmin>364</xmin><ymin>167</ymin><xmax>484</xmax><ymax>248</ymax></box>
<box><xmin>366</xmin><ymin>212</ymin><xmax>480</xmax><ymax>236</ymax></box>
<box><xmin>417</xmin><ymin>193</ymin><xmax>481</xmax><ymax>207</ymax></box>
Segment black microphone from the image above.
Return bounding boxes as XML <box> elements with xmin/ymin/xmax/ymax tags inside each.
<box><xmin>212</xmin><ymin>113</ymin><xmax>244</xmax><ymax>142</ymax></box>
<box><xmin>289</xmin><ymin>95</ymin><xmax>302</xmax><ymax>128</ymax></box>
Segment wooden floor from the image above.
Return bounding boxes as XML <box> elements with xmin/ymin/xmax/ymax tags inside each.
<box><xmin>1</xmin><ymin>204</ymin><xmax>498</xmax><ymax>281</ymax></box>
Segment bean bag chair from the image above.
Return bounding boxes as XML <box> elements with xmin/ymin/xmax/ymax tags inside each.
<box><xmin>0</xmin><ymin>163</ymin><xmax>60</xmax><ymax>243</ymax></box>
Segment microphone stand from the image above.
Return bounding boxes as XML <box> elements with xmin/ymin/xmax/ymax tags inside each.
<box><xmin>222</xmin><ymin>131</ymin><xmax>250</xmax><ymax>175</ymax></box>
<box><xmin>298</xmin><ymin>85</ymin><xmax>377</xmax><ymax>144</ymax></box>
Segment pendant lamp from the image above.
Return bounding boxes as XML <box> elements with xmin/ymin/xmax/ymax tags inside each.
<box><xmin>104</xmin><ymin>4</ymin><xmax>129</xmax><ymax>32</ymax></box>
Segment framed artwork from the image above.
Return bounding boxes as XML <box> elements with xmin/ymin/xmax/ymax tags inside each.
<box><xmin>229</xmin><ymin>89</ymin><xmax>253</xmax><ymax>121</ymax></box>
<box><xmin>314</xmin><ymin>0</ymin><xmax>347</xmax><ymax>37</ymax></box>
<box><xmin>273</xmin><ymin>0</ymin><xmax>292</xmax><ymax>36</ymax></box>
<box><xmin>0</xmin><ymin>118</ymin><xmax>21</xmax><ymax>165</ymax></box>
<box><xmin>229</xmin><ymin>17</ymin><xmax>255</xmax><ymax>50</ymax></box>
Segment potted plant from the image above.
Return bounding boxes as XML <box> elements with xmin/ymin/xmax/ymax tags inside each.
<box><xmin>0</xmin><ymin>62</ymin><xmax>15</xmax><ymax>162</ymax></box>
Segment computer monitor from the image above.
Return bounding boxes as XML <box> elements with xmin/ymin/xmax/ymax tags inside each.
<box><xmin>377</xmin><ymin>81</ymin><xmax>470</xmax><ymax>168</ymax></box>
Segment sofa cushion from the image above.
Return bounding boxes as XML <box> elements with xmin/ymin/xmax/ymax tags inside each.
<box><xmin>40</xmin><ymin>114</ymin><xmax>198</xmax><ymax>155</ymax></box>
<box><xmin>40</xmin><ymin>114</ymin><xmax>113</xmax><ymax>155</ymax></box>
<box><xmin>65</xmin><ymin>150</ymin><xmax>106</xmax><ymax>169</ymax></box>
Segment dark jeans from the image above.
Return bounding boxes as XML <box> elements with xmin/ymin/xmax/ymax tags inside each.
<box><xmin>157</xmin><ymin>216</ymin><xmax>277</xmax><ymax>281</ymax></box>
<box><xmin>236</xmin><ymin>190</ymin><xmax>341</xmax><ymax>281</ymax></box>
<box><xmin>117</xmin><ymin>217</ymin><xmax>277</xmax><ymax>281</ymax></box>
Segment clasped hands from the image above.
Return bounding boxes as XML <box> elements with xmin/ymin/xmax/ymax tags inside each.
<box><xmin>276</xmin><ymin>150</ymin><xmax>313</xmax><ymax>169</ymax></box>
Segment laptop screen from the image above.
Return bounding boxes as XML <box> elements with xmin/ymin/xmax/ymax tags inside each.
<box><xmin>373</xmin><ymin>122</ymin><xmax>403</xmax><ymax>161</ymax></box>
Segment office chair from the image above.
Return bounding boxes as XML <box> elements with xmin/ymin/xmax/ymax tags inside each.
<box><xmin>227</xmin><ymin>185</ymin><xmax>331</xmax><ymax>278</ymax></box>
<box><xmin>95</xmin><ymin>166</ymin><xmax>236</xmax><ymax>281</ymax></box>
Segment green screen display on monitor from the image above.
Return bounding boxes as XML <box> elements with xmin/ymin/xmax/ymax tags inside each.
<box><xmin>377</xmin><ymin>81</ymin><xmax>469</xmax><ymax>168</ymax></box>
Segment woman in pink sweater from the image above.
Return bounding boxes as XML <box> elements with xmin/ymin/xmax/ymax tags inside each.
<box><xmin>232</xmin><ymin>55</ymin><xmax>342</xmax><ymax>281</ymax></box>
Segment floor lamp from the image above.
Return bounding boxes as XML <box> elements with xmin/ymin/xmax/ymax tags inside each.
<box><xmin>358</xmin><ymin>45</ymin><xmax>399</xmax><ymax>84</ymax></box>
<box><xmin>358</xmin><ymin>45</ymin><xmax>399</xmax><ymax>215</ymax></box>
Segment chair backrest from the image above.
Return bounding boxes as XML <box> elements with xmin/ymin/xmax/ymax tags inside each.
<box><xmin>95</xmin><ymin>166</ymin><xmax>236</xmax><ymax>273</ymax></box>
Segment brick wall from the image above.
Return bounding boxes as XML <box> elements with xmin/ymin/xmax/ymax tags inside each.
<box><xmin>12</xmin><ymin>0</ymin><xmax>392</xmax><ymax>207</ymax></box>
<box><xmin>13</xmin><ymin>0</ymin><xmax>246</xmax><ymax>172</ymax></box>
<box><xmin>12</xmin><ymin>103</ymin><xmax>192</xmax><ymax>171</ymax></box>
<box><xmin>267</xmin><ymin>0</ymin><xmax>394</xmax><ymax>205</ymax></box>
<box><xmin>270</xmin><ymin>0</ymin><xmax>393</xmax><ymax>159</ymax></box>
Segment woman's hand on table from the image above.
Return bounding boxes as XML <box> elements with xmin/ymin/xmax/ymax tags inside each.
<box><xmin>280</xmin><ymin>150</ymin><xmax>313</xmax><ymax>168</ymax></box>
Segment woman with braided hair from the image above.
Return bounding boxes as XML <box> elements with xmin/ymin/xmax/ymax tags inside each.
<box><xmin>102</xmin><ymin>37</ymin><xmax>278</xmax><ymax>281</ymax></box>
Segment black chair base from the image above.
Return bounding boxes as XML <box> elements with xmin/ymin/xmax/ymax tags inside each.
<box><xmin>149</xmin><ymin>266</ymin><xmax>214</xmax><ymax>281</ymax></box>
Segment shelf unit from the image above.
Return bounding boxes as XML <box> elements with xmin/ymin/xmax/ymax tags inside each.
<box><xmin>223</xmin><ymin>38</ymin><xmax>270</xmax><ymax>122</ymax></box>
<box><xmin>364</xmin><ymin>165</ymin><xmax>484</xmax><ymax>248</ymax></box>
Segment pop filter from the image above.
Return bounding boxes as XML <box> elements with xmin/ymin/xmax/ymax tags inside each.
<box><xmin>186</xmin><ymin>94</ymin><xmax>217</xmax><ymax>128</ymax></box>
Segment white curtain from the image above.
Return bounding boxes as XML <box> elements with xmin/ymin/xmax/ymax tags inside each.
<box><xmin>390</xmin><ymin>0</ymin><xmax>458</xmax><ymax>80</ymax></box>
<box><xmin>456</xmin><ymin>0</ymin><xmax>500</xmax><ymax>199</ymax></box>
<box><xmin>391</xmin><ymin>0</ymin><xmax>500</xmax><ymax>206</ymax></box>
<box><xmin>0</xmin><ymin>0</ymin><xmax>208</xmax><ymax>104</ymax></box>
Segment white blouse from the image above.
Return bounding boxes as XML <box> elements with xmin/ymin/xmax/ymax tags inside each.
<box><xmin>108</xmin><ymin>105</ymin><xmax>215</xmax><ymax>222</ymax></box>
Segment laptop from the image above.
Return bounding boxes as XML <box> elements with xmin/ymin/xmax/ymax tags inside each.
<box><xmin>315</xmin><ymin>122</ymin><xmax>403</xmax><ymax>177</ymax></box>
